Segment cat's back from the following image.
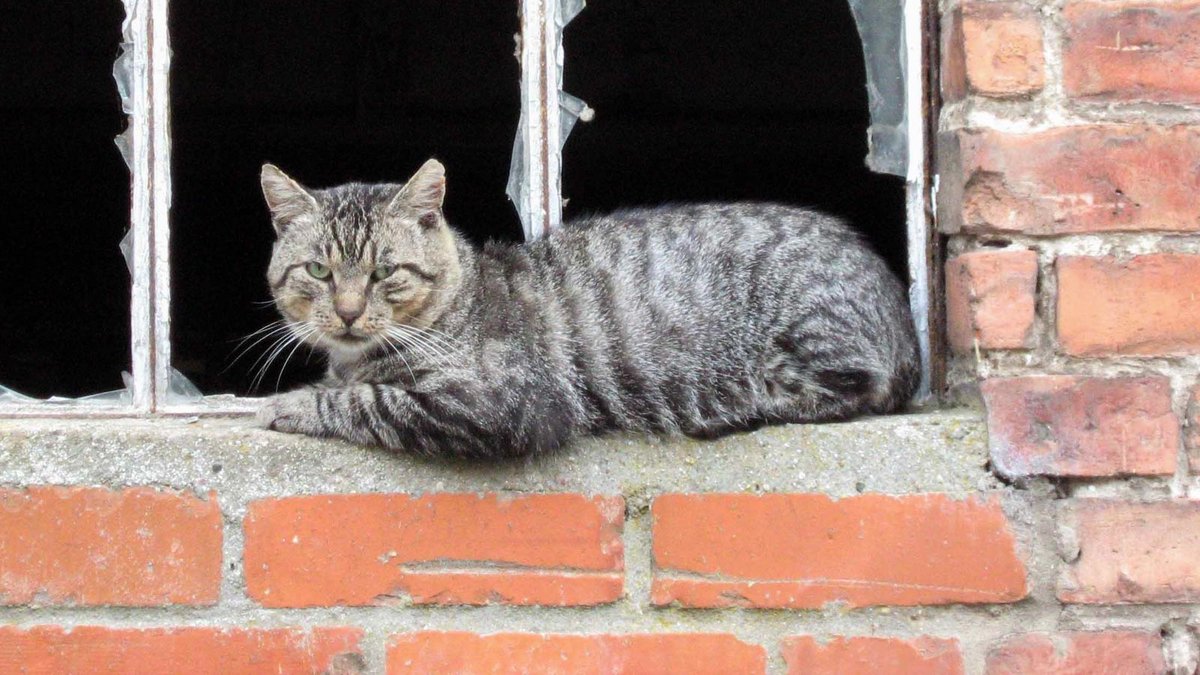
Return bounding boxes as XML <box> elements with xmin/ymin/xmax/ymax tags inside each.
<box><xmin>530</xmin><ymin>200</ymin><xmax>859</xmax><ymax>275</ymax></box>
<box><xmin>502</xmin><ymin>201</ymin><xmax>908</xmax><ymax>352</ymax></box>
<box><xmin>527</xmin><ymin>202</ymin><xmax>886</xmax><ymax>300</ymax></box>
<box><xmin>549</xmin><ymin>201</ymin><xmax>860</xmax><ymax>258</ymax></box>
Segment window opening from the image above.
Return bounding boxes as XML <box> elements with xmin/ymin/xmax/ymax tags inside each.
<box><xmin>561</xmin><ymin>0</ymin><xmax>909</xmax><ymax>276</ymax></box>
<box><xmin>0</xmin><ymin>5</ymin><xmax>132</xmax><ymax>401</ymax></box>
<box><xmin>168</xmin><ymin>0</ymin><xmax>521</xmax><ymax>397</ymax></box>
<box><xmin>0</xmin><ymin>0</ymin><xmax>932</xmax><ymax>412</ymax></box>
<box><xmin>559</xmin><ymin>0</ymin><xmax>931</xmax><ymax>395</ymax></box>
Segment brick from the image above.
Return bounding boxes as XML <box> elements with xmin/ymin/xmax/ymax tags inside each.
<box><xmin>0</xmin><ymin>626</ymin><xmax>364</xmax><ymax>675</ymax></box>
<box><xmin>981</xmin><ymin>376</ymin><xmax>1178</xmax><ymax>479</ymax></box>
<box><xmin>244</xmin><ymin>493</ymin><xmax>624</xmax><ymax>607</ymax></box>
<box><xmin>1058</xmin><ymin>254</ymin><xmax>1200</xmax><ymax>356</ymax></box>
<box><xmin>1187</xmin><ymin>382</ymin><xmax>1200</xmax><ymax>473</ymax></box>
<box><xmin>943</xmin><ymin>3</ymin><xmax>1044</xmax><ymax>100</ymax></box>
<box><xmin>386</xmin><ymin>632</ymin><xmax>766</xmax><ymax>674</ymax></box>
<box><xmin>939</xmin><ymin>126</ymin><xmax>1200</xmax><ymax>234</ymax></box>
<box><xmin>650</xmin><ymin>493</ymin><xmax>1026</xmax><ymax>609</ymax></box>
<box><xmin>1064</xmin><ymin>1</ymin><xmax>1200</xmax><ymax>105</ymax></box>
<box><xmin>1059</xmin><ymin>500</ymin><xmax>1200</xmax><ymax>603</ymax></box>
<box><xmin>986</xmin><ymin>631</ymin><xmax>1165</xmax><ymax>674</ymax></box>
<box><xmin>783</xmin><ymin>636</ymin><xmax>963</xmax><ymax>675</ymax></box>
<box><xmin>942</xmin><ymin>7</ymin><xmax>969</xmax><ymax>101</ymax></box>
<box><xmin>0</xmin><ymin>487</ymin><xmax>221</xmax><ymax>607</ymax></box>
<box><xmin>945</xmin><ymin>250</ymin><xmax>1038</xmax><ymax>353</ymax></box>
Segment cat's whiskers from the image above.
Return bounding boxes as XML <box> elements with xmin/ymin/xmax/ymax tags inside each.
<box><xmin>274</xmin><ymin>324</ymin><xmax>321</xmax><ymax>392</ymax></box>
<box><xmin>393</xmin><ymin>328</ymin><xmax>455</xmax><ymax>365</ymax></box>
<box><xmin>389</xmin><ymin>324</ymin><xmax>454</xmax><ymax>358</ymax></box>
<box><xmin>248</xmin><ymin>331</ymin><xmax>298</xmax><ymax>393</ymax></box>
<box><xmin>249</xmin><ymin>323</ymin><xmax>316</xmax><ymax>393</ymax></box>
<box><xmin>373</xmin><ymin>333</ymin><xmax>417</xmax><ymax>383</ymax></box>
<box><xmin>232</xmin><ymin>319</ymin><xmax>288</xmax><ymax>346</ymax></box>
<box><xmin>225</xmin><ymin>320</ymin><xmax>293</xmax><ymax>372</ymax></box>
<box><xmin>384</xmin><ymin>327</ymin><xmax>448</xmax><ymax>366</ymax></box>
<box><xmin>392</xmin><ymin>307</ymin><xmax>459</xmax><ymax>338</ymax></box>
<box><xmin>303</xmin><ymin>332</ymin><xmax>327</xmax><ymax>367</ymax></box>
<box><xmin>245</xmin><ymin>325</ymin><xmax>302</xmax><ymax>379</ymax></box>
<box><xmin>246</xmin><ymin>326</ymin><xmax>295</xmax><ymax>379</ymax></box>
<box><xmin>386</xmin><ymin>324</ymin><xmax>459</xmax><ymax>365</ymax></box>
<box><xmin>383</xmin><ymin>316</ymin><xmax>450</xmax><ymax>356</ymax></box>
<box><xmin>388</xmin><ymin>314</ymin><xmax>461</xmax><ymax>355</ymax></box>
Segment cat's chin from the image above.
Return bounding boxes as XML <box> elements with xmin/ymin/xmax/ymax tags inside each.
<box><xmin>321</xmin><ymin>334</ymin><xmax>375</xmax><ymax>360</ymax></box>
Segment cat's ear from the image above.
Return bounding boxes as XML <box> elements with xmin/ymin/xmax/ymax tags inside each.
<box><xmin>390</xmin><ymin>159</ymin><xmax>446</xmax><ymax>228</ymax></box>
<box><xmin>260</xmin><ymin>164</ymin><xmax>319</xmax><ymax>235</ymax></box>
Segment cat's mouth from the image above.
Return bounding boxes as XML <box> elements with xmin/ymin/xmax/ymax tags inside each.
<box><xmin>313</xmin><ymin>329</ymin><xmax>376</xmax><ymax>358</ymax></box>
<box><xmin>314</xmin><ymin>327</ymin><xmax>372</xmax><ymax>349</ymax></box>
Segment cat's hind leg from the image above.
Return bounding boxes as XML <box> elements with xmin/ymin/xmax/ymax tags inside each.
<box><xmin>756</xmin><ymin>319</ymin><xmax>897</xmax><ymax>424</ymax></box>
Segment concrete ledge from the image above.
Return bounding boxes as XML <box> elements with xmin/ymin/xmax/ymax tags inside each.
<box><xmin>0</xmin><ymin>408</ymin><xmax>1075</xmax><ymax>675</ymax></box>
<box><xmin>0</xmin><ymin>409</ymin><xmax>991</xmax><ymax>510</ymax></box>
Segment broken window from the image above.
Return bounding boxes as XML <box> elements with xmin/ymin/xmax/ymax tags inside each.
<box><xmin>168</xmin><ymin>0</ymin><xmax>522</xmax><ymax>396</ymax></box>
<box><xmin>0</xmin><ymin>4</ymin><xmax>131</xmax><ymax>404</ymax></box>
<box><xmin>559</xmin><ymin>0</ymin><xmax>908</xmax><ymax>275</ymax></box>
<box><xmin>0</xmin><ymin>0</ymin><xmax>931</xmax><ymax>412</ymax></box>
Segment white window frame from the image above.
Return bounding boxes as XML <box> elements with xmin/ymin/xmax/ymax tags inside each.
<box><xmin>1</xmin><ymin>0</ymin><xmax>934</xmax><ymax>417</ymax></box>
<box><xmin>905</xmin><ymin>0</ymin><xmax>935</xmax><ymax>399</ymax></box>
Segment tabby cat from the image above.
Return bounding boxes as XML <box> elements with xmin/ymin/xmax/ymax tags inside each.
<box><xmin>256</xmin><ymin>159</ymin><xmax>919</xmax><ymax>458</ymax></box>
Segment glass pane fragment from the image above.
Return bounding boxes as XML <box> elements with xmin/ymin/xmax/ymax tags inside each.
<box><xmin>848</xmin><ymin>0</ymin><xmax>908</xmax><ymax>177</ymax></box>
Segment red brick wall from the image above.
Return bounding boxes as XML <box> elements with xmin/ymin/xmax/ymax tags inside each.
<box><xmin>942</xmin><ymin>0</ymin><xmax>1200</xmax><ymax>671</ymax></box>
<box><xmin>4</xmin><ymin>478</ymin><xmax>1191</xmax><ymax>673</ymax></box>
<box><xmin>0</xmin><ymin>486</ymin><xmax>1028</xmax><ymax>673</ymax></box>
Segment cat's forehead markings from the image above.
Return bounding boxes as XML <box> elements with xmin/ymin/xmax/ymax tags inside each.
<box><xmin>321</xmin><ymin>242</ymin><xmax>341</xmax><ymax>265</ymax></box>
<box><xmin>326</xmin><ymin>192</ymin><xmax>372</xmax><ymax>262</ymax></box>
<box><xmin>326</xmin><ymin>242</ymin><xmax>357</xmax><ymax>268</ymax></box>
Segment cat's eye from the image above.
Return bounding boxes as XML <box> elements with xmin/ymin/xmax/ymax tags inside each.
<box><xmin>372</xmin><ymin>265</ymin><xmax>397</xmax><ymax>281</ymax></box>
<box><xmin>305</xmin><ymin>262</ymin><xmax>331</xmax><ymax>280</ymax></box>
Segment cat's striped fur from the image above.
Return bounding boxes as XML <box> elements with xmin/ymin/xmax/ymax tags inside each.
<box><xmin>256</xmin><ymin>160</ymin><xmax>920</xmax><ymax>458</ymax></box>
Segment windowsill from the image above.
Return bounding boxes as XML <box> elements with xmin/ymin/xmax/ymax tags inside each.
<box><xmin>0</xmin><ymin>408</ymin><xmax>991</xmax><ymax>498</ymax></box>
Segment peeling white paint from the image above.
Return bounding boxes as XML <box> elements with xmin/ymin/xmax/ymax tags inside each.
<box><xmin>509</xmin><ymin>0</ymin><xmax>590</xmax><ymax>240</ymax></box>
<box><xmin>905</xmin><ymin>0</ymin><xmax>932</xmax><ymax>399</ymax></box>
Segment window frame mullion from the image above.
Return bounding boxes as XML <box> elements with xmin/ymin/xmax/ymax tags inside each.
<box><xmin>904</xmin><ymin>0</ymin><xmax>935</xmax><ymax>400</ymax></box>
<box><xmin>149</xmin><ymin>0</ymin><xmax>174</xmax><ymax>411</ymax></box>
<box><xmin>517</xmin><ymin>0</ymin><xmax>565</xmax><ymax>240</ymax></box>
<box><xmin>127</xmin><ymin>0</ymin><xmax>174</xmax><ymax>413</ymax></box>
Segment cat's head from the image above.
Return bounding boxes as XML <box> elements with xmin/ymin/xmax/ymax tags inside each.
<box><xmin>259</xmin><ymin>159</ymin><xmax>461</xmax><ymax>358</ymax></box>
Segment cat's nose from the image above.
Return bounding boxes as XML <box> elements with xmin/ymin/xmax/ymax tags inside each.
<box><xmin>335</xmin><ymin>307</ymin><xmax>363</xmax><ymax>327</ymax></box>
<box><xmin>334</xmin><ymin>297</ymin><xmax>365</xmax><ymax>327</ymax></box>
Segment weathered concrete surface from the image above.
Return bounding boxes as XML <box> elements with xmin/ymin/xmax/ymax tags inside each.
<box><xmin>0</xmin><ymin>409</ymin><xmax>1141</xmax><ymax>675</ymax></box>
<box><xmin>0</xmin><ymin>409</ymin><xmax>994</xmax><ymax>508</ymax></box>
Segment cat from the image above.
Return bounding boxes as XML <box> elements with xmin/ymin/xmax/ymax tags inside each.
<box><xmin>255</xmin><ymin>159</ymin><xmax>920</xmax><ymax>458</ymax></box>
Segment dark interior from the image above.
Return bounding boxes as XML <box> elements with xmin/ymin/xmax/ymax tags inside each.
<box><xmin>562</xmin><ymin>0</ymin><xmax>905</xmax><ymax>260</ymax></box>
<box><xmin>0</xmin><ymin>5</ymin><xmax>131</xmax><ymax>398</ymax></box>
<box><xmin>2</xmin><ymin>0</ymin><xmax>903</xmax><ymax>400</ymax></box>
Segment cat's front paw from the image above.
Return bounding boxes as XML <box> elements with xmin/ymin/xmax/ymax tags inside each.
<box><xmin>257</xmin><ymin>389</ymin><xmax>321</xmax><ymax>435</ymax></box>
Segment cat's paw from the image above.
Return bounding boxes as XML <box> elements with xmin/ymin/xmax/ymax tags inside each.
<box><xmin>256</xmin><ymin>389</ymin><xmax>321</xmax><ymax>435</ymax></box>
